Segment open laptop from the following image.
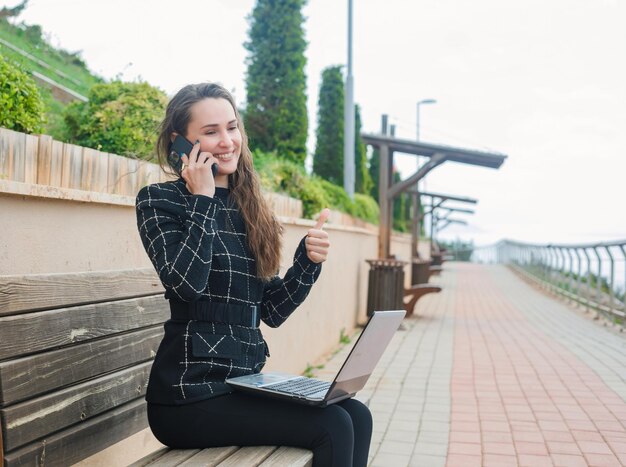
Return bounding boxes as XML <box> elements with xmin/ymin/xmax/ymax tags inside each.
<box><xmin>226</xmin><ymin>310</ymin><xmax>405</xmax><ymax>407</ymax></box>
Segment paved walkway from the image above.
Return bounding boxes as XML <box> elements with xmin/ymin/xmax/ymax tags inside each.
<box><xmin>313</xmin><ymin>262</ymin><xmax>626</xmax><ymax>467</ymax></box>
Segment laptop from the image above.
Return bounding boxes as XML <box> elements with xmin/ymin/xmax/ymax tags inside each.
<box><xmin>226</xmin><ymin>310</ymin><xmax>405</xmax><ymax>407</ymax></box>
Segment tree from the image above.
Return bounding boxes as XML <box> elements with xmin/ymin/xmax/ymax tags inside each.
<box><xmin>63</xmin><ymin>81</ymin><xmax>167</xmax><ymax>158</ymax></box>
<box><xmin>354</xmin><ymin>104</ymin><xmax>373</xmax><ymax>194</ymax></box>
<box><xmin>244</xmin><ymin>0</ymin><xmax>308</xmax><ymax>165</ymax></box>
<box><xmin>313</xmin><ymin>65</ymin><xmax>344</xmax><ymax>184</ymax></box>
<box><xmin>0</xmin><ymin>1</ymin><xmax>28</xmax><ymax>19</ymax></box>
<box><xmin>369</xmin><ymin>147</ymin><xmax>380</xmax><ymax>202</ymax></box>
<box><xmin>0</xmin><ymin>54</ymin><xmax>45</xmax><ymax>133</ymax></box>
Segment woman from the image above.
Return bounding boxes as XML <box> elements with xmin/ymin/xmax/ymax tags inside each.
<box><xmin>135</xmin><ymin>82</ymin><xmax>372</xmax><ymax>466</ymax></box>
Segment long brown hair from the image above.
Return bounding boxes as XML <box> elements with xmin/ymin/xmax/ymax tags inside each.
<box><xmin>155</xmin><ymin>83</ymin><xmax>283</xmax><ymax>281</ymax></box>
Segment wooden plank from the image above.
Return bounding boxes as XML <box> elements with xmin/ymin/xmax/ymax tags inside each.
<box><xmin>48</xmin><ymin>140</ymin><xmax>64</xmax><ymax>187</ymax></box>
<box><xmin>60</xmin><ymin>142</ymin><xmax>83</xmax><ymax>190</ymax></box>
<box><xmin>106</xmin><ymin>152</ymin><xmax>122</xmax><ymax>194</ymax></box>
<box><xmin>0</xmin><ymin>295</ymin><xmax>169</xmax><ymax>360</ymax></box>
<box><xmin>216</xmin><ymin>446</ymin><xmax>277</xmax><ymax>467</ymax></box>
<box><xmin>4</xmin><ymin>398</ymin><xmax>148</xmax><ymax>467</ymax></box>
<box><xmin>0</xmin><ymin>326</ymin><xmax>162</xmax><ymax>405</ymax></box>
<box><xmin>23</xmin><ymin>133</ymin><xmax>38</xmax><ymax>184</ymax></box>
<box><xmin>137</xmin><ymin>160</ymin><xmax>162</xmax><ymax>193</ymax></box>
<box><xmin>0</xmin><ymin>127</ymin><xmax>14</xmax><ymax>181</ymax></box>
<box><xmin>128</xmin><ymin>447</ymin><xmax>171</xmax><ymax>467</ymax></box>
<box><xmin>177</xmin><ymin>446</ymin><xmax>239</xmax><ymax>467</ymax></box>
<box><xmin>36</xmin><ymin>134</ymin><xmax>53</xmax><ymax>185</ymax></box>
<box><xmin>0</xmin><ymin>413</ymin><xmax>3</xmax><ymax>467</ymax></box>
<box><xmin>258</xmin><ymin>447</ymin><xmax>313</xmax><ymax>467</ymax></box>
<box><xmin>7</xmin><ymin>130</ymin><xmax>26</xmax><ymax>182</ymax></box>
<box><xmin>145</xmin><ymin>449</ymin><xmax>201</xmax><ymax>466</ymax></box>
<box><xmin>0</xmin><ymin>267</ymin><xmax>163</xmax><ymax>315</ymax></box>
<box><xmin>2</xmin><ymin>362</ymin><xmax>152</xmax><ymax>451</ymax></box>
<box><xmin>81</xmin><ymin>147</ymin><xmax>109</xmax><ymax>192</ymax></box>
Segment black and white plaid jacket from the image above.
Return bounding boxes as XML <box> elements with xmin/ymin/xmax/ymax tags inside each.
<box><xmin>136</xmin><ymin>178</ymin><xmax>322</xmax><ymax>404</ymax></box>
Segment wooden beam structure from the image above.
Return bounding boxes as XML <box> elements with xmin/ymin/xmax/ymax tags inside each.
<box><xmin>361</xmin><ymin>133</ymin><xmax>507</xmax><ymax>259</ymax></box>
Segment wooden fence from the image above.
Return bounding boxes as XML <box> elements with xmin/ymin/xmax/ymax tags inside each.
<box><xmin>0</xmin><ymin>127</ymin><xmax>304</xmax><ymax>218</ymax></box>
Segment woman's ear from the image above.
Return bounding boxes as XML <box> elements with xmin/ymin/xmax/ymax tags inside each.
<box><xmin>170</xmin><ymin>132</ymin><xmax>178</xmax><ymax>143</ymax></box>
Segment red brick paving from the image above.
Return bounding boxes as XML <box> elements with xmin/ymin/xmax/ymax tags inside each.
<box><xmin>445</xmin><ymin>264</ymin><xmax>626</xmax><ymax>467</ymax></box>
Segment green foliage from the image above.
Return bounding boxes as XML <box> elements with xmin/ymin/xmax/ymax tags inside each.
<box><xmin>339</xmin><ymin>328</ymin><xmax>351</xmax><ymax>344</ymax></box>
<box><xmin>0</xmin><ymin>54</ymin><xmax>45</xmax><ymax>133</ymax></box>
<box><xmin>352</xmin><ymin>193</ymin><xmax>380</xmax><ymax>224</ymax></box>
<box><xmin>63</xmin><ymin>80</ymin><xmax>167</xmax><ymax>158</ymax></box>
<box><xmin>369</xmin><ymin>147</ymin><xmax>380</xmax><ymax>201</ymax></box>
<box><xmin>354</xmin><ymin>104</ymin><xmax>373</xmax><ymax>195</ymax></box>
<box><xmin>303</xmin><ymin>362</ymin><xmax>325</xmax><ymax>378</ymax></box>
<box><xmin>254</xmin><ymin>149</ymin><xmax>379</xmax><ymax>224</ymax></box>
<box><xmin>0</xmin><ymin>18</ymin><xmax>102</xmax><ymax>96</ymax></box>
<box><xmin>439</xmin><ymin>238</ymin><xmax>474</xmax><ymax>261</ymax></box>
<box><xmin>313</xmin><ymin>65</ymin><xmax>344</xmax><ymax>184</ymax></box>
<box><xmin>392</xmin><ymin>171</ymin><xmax>409</xmax><ymax>232</ymax></box>
<box><xmin>245</xmin><ymin>0</ymin><xmax>308</xmax><ymax>165</ymax></box>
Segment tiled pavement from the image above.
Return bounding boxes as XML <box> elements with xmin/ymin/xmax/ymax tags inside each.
<box><xmin>312</xmin><ymin>262</ymin><xmax>626</xmax><ymax>467</ymax></box>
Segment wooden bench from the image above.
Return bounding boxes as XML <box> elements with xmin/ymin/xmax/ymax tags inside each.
<box><xmin>130</xmin><ymin>445</ymin><xmax>312</xmax><ymax>466</ymax></box>
<box><xmin>0</xmin><ymin>268</ymin><xmax>312</xmax><ymax>466</ymax></box>
<box><xmin>403</xmin><ymin>284</ymin><xmax>442</xmax><ymax>318</ymax></box>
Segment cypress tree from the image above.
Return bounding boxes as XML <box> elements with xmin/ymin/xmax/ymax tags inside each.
<box><xmin>244</xmin><ymin>0</ymin><xmax>309</xmax><ymax>165</ymax></box>
<box><xmin>354</xmin><ymin>104</ymin><xmax>373</xmax><ymax>194</ymax></box>
<box><xmin>313</xmin><ymin>65</ymin><xmax>344</xmax><ymax>184</ymax></box>
<box><xmin>369</xmin><ymin>148</ymin><xmax>380</xmax><ymax>202</ymax></box>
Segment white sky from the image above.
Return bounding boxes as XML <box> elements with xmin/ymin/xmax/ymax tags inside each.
<box><xmin>4</xmin><ymin>0</ymin><xmax>626</xmax><ymax>246</ymax></box>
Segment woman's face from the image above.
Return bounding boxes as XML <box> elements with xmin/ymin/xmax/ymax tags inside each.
<box><xmin>182</xmin><ymin>97</ymin><xmax>242</xmax><ymax>178</ymax></box>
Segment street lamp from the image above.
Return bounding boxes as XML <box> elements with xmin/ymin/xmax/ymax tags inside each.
<box><xmin>416</xmin><ymin>99</ymin><xmax>437</xmax><ymax>141</ymax></box>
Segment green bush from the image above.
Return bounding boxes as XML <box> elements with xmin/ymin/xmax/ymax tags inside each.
<box><xmin>64</xmin><ymin>80</ymin><xmax>167</xmax><ymax>158</ymax></box>
<box><xmin>352</xmin><ymin>193</ymin><xmax>380</xmax><ymax>224</ymax></box>
<box><xmin>253</xmin><ymin>149</ymin><xmax>379</xmax><ymax>222</ymax></box>
<box><xmin>0</xmin><ymin>54</ymin><xmax>45</xmax><ymax>133</ymax></box>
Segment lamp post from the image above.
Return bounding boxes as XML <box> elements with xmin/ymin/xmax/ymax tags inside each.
<box><xmin>416</xmin><ymin>98</ymin><xmax>437</xmax><ymax>141</ymax></box>
<box><xmin>344</xmin><ymin>0</ymin><xmax>355</xmax><ymax>199</ymax></box>
<box><xmin>415</xmin><ymin>98</ymin><xmax>436</xmax><ymax>256</ymax></box>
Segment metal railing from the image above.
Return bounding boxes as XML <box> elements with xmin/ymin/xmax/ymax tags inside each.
<box><xmin>471</xmin><ymin>239</ymin><xmax>626</xmax><ymax>326</ymax></box>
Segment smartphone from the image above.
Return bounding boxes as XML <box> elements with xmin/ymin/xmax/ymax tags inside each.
<box><xmin>168</xmin><ymin>135</ymin><xmax>218</xmax><ymax>177</ymax></box>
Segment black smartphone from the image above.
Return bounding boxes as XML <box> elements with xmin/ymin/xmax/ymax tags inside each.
<box><xmin>168</xmin><ymin>135</ymin><xmax>218</xmax><ymax>177</ymax></box>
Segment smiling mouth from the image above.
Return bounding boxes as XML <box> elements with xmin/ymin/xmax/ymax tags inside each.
<box><xmin>214</xmin><ymin>152</ymin><xmax>235</xmax><ymax>162</ymax></box>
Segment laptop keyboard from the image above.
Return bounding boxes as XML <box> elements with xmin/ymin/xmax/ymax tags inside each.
<box><xmin>265</xmin><ymin>377</ymin><xmax>331</xmax><ymax>397</ymax></box>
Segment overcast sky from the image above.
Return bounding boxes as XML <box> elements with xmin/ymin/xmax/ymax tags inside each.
<box><xmin>4</xmin><ymin>0</ymin><xmax>625</xmax><ymax>246</ymax></box>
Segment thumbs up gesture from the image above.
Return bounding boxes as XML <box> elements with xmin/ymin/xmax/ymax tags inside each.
<box><xmin>305</xmin><ymin>208</ymin><xmax>331</xmax><ymax>264</ymax></box>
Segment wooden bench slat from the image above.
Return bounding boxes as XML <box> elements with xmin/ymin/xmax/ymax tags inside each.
<box><xmin>177</xmin><ymin>446</ymin><xmax>239</xmax><ymax>467</ymax></box>
<box><xmin>2</xmin><ymin>362</ymin><xmax>151</xmax><ymax>451</ymax></box>
<box><xmin>0</xmin><ymin>268</ymin><xmax>163</xmax><ymax>316</ymax></box>
<box><xmin>3</xmin><ymin>398</ymin><xmax>147</xmax><ymax>467</ymax></box>
<box><xmin>145</xmin><ymin>448</ymin><xmax>201</xmax><ymax>466</ymax></box>
<box><xmin>258</xmin><ymin>447</ymin><xmax>313</xmax><ymax>467</ymax></box>
<box><xmin>0</xmin><ymin>295</ymin><xmax>169</xmax><ymax>360</ymax></box>
<box><xmin>0</xmin><ymin>326</ymin><xmax>162</xmax><ymax>405</ymax></box>
<box><xmin>216</xmin><ymin>446</ymin><xmax>277</xmax><ymax>467</ymax></box>
<box><xmin>128</xmin><ymin>447</ymin><xmax>171</xmax><ymax>467</ymax></box>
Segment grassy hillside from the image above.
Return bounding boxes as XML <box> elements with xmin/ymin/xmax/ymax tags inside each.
<box><xmin>0</xmin><ymin>18</ymin><xmax>104</xmax><ymax>139</ymax></box>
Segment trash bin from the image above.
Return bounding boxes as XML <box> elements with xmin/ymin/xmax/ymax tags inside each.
<box><xmin>431</xmin><ymin>253</ymin><xmax>443</xmax><ymax>266</ymax></box>
<box><xmin>411</xmin><ymin>258</ymin><xmax>431</xmax><ymax>285</ymax></box>
<box><xmin>366</xmin><ymin>258</ymin><xmax>407</xmax><ymax>317</ymax></box>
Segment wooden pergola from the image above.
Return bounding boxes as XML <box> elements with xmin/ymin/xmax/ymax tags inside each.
<box><xmin>360</xmin><ymin>134</ymin><xmax>507</xmax><ymax>259</ymax></box>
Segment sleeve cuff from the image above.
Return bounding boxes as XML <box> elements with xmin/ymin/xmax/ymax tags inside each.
<box><xmin>294</xmin><ymin>235</ymin><xmax>323</xmax><ymax>274</ymax></box>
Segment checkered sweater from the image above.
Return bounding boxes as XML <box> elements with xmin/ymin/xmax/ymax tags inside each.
<box><xmin>136</xmin><ymin>178</ymin><xmax>322</xmax><ymax>404</ymax></box>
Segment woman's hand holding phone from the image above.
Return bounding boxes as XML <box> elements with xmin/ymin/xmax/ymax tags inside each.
<box><xmin>180</xmin><ymin>140</ymin><xmax>219</xmax><ymax>198</ymax></box>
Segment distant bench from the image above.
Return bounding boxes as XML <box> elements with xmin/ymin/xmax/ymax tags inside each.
<box><xmin>0</xmin><ymin>269</ymin><xmax>312</xmax><ymax>466</ymax></box>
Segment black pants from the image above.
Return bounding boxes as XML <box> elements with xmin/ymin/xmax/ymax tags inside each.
<box><xmin>147</xmin><ymin>393</ymin><xmax>372</xmax><ymax>467</ymax></box>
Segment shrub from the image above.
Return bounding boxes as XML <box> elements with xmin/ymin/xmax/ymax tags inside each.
<box><xmin>64</xmin><ymin>80</ymin><xmax>167</xmax><ymax>158</ymax></box>
<box><xmin>0</xmin><ymin>54</ymin><xmax>45</xmax><ymax>133</ymax></box>
<box><xmin>352</xmin><ymin>193</ymin><xmax>380</xmax><ymax>225</ymax></box>
<box><xmin>253</xmin><ymin>149</ymin><xmax>379</xmax><ymax>223</ymax></box>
